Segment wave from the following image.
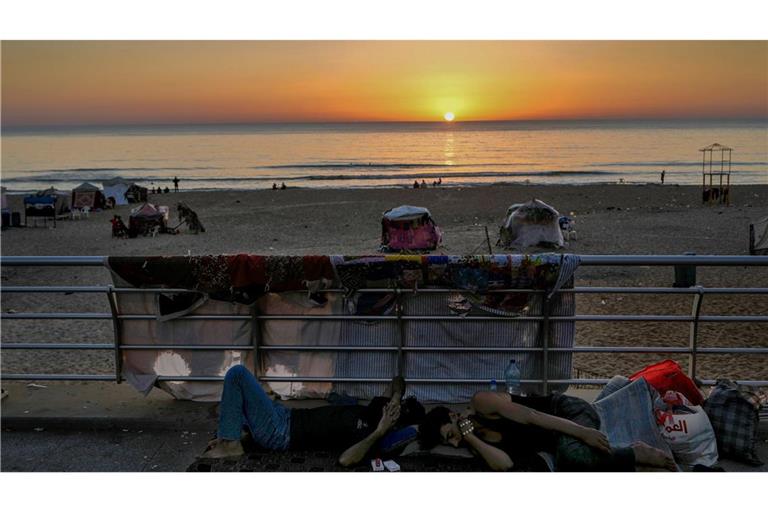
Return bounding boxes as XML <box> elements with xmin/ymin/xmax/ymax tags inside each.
<box><xmin>592</xmin><ymin>161</ymin><xmax>767</xmax><ymax>167</ymax></box>
<box><xmin>259</xmin><ymin>162</ymin><xmax>538</xmax><ymax>170</ymax></box>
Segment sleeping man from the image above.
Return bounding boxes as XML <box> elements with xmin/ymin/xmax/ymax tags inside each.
<box><xmin>418</xmin><ymin>389</ymin><xmax>677</xmax><ymax>472</ymax></box>
<box><xmin>204</xmin><ymin>365</ymin><xmax>422</xmax><ymax>467</ymax></box>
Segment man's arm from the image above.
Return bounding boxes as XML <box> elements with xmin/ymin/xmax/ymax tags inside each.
<box><xmin>462</xmin><ymin>431</ymin><xmax>514</xmax><ymax>471</ymax></box>
<box><xmin>471</xmin><ymin>391</ymin><xmax>611</xmax><ymax>454</ymax></box>
<box><xmin>338</xmin><ymin>401</ymin><xmax>400</xmax><ymax>467</ymax></box>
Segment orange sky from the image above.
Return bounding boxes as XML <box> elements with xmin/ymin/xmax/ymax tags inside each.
<box><xmin>2</xmin><ymin>41</ymin><xmax>767</xmax><ymax>126</ymax></box>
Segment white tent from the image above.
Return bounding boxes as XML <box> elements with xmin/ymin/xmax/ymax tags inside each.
<box><xmin>102</xmin><ymin>177</ymin><xmax>132</xmax><ymax>206</ymax></box>
<box><xmin>498</xmin><ymin>198</ymin><xmax>564</xmax><ymax>250</ymax></box>
<box><xmin>750</xmin><ymin>216</ymin><xmax>768</xmax><ymax>255</ymax></box>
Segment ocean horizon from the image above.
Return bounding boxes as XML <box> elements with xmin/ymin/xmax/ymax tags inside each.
<box><xmin>2</xmin><ymin>119</ymin><xmax>766</xmax><ymax>192</ymax></box>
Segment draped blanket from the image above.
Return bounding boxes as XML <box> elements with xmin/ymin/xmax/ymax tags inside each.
<box><xmin>109</xmin><ymin>254</ymin><xmax>579</xmax><ymax>402</ymax></box>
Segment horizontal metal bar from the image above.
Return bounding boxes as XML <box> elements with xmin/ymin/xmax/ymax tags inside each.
<box><xmin>1</xmin><ymin>313</ymin><xmax>113</xmax><ymax>320</ymax></box>
<box><xmin>3</xmin><ymin>285</ymin><xmax>768</xmax><ymax>296</ymax></box>
<box><xmin>4</xmin><ymin>255</ymin><xmax>768</xmax><ymax>267</ymax></box>
<box><xmin>0</xmin><ymin>343</ymin><xmax>115</xmax><ymax>350</ymax></box>
<box><xmin>0</xmin><ymin>374</ymin><xmax>115</xmax><ymax>381</ymax></box>
<box><xmin>579</xmin><ymin>255</ymin><xmax>768</xmax><ymax>266</ymax></box>
<box><xmin>0</xmin><ymin>256</ymin><xmax>107</xmax><ymax>266</ymax></box>
<box><xmin>5</xmin><ymin>373</ymin><xmax>767</xmax><ymax>387</ymax></box>
<box><xmin>4</xmin><ymin>312</ymin><xmax>767</xmax><ymax>323</ymax></box>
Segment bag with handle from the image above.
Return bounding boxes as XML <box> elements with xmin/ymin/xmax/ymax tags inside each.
<box><xmin>629</xmin><ymin>359</ymin><xmax>704</xmax><ymax>405</ymax></box>
<box><xmin>655</xmin><ymin>390</ymin><xmax>718</xmax><ymax>469</ymax></box>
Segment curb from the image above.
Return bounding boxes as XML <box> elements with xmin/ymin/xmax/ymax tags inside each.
<box><xmin>2</xmin><ymin>416</ymin><xmax>216</xmax><ymax>432</ymax></box>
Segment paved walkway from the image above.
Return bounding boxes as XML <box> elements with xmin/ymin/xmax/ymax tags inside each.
<box><xmin>2</xmin><ymin>381</ymin><xmax>766</xmax><ymax>472</ymax></box>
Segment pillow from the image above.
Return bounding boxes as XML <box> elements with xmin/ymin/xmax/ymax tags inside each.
<box><xmin>703</xmin><ymin>380</ymin><xmax>764</xmax><ymax>466</ymax></box>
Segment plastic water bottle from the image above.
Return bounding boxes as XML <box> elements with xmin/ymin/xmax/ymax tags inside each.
<box><xmin>490</xmin><ymin>379</ymin><xmax>498</xmax><ymax>391</ymax></box>
<box><xmin>504</xmin><ymin>359</ymin><xmax>522</xmax><ymax>396</ymax></box>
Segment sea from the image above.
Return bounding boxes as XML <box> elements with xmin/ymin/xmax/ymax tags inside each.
<box><xmin>1</xmin><ymin>119</ymin><xmax>766</xmax><ymax>192</ymax></box>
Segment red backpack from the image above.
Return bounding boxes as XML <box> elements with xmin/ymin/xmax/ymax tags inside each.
<box><xmin>629</xmin><ymin>359</ymin><xmax>704</xmax><ymax>405</ymax></box>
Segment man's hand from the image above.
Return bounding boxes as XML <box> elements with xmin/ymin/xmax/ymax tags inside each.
<box><xmin>579</xmin><ymin>427</ymin><xmax>612</xmax><ymax>454</ymax></box>
<box><xmin>375</xmin><ymin>400</ymin><xmax>401</xmax><ymax>434</ymax></box>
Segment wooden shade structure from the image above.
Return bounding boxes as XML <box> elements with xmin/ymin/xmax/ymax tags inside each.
<box><xmin>700</xmin><ymin>143</ymin><xmax>732</xmax><ymax>206</ymax></box>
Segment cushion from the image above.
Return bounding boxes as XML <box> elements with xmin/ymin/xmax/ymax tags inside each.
<box><xmin>703</xmin><ymin>379</ymin><xmax>764</xmax><ymax>466</ymax></box>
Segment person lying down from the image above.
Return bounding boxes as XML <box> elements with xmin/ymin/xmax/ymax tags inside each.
<box><xmin>418</xmin><ymin>390</ymin><xmax>677</xmax><ymax>472</ymax></box>
<box><xmin>203</xmin><ymin>365</ymin><xmax>421</xmax><ymax>467</ymax></box>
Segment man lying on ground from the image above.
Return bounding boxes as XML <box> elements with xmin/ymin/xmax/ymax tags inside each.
<box><xmin>418</xmin><ymin>390</ymin><xmax>677</xmax><ymax>472</ymax></box>
<box><xmin>203</xmin><ymin>365</ymin><xmax>422</xmax><ymax>467</ymax></box>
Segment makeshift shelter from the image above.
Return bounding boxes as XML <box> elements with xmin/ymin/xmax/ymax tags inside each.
<box><xmin>128</xmin><ymin>203</ymin><xmax>166</xmax><ymax>237</ymax></box>
<box><xmin>126</xmin><ymin>183</ymin><xmax>148</xmax><ymax>203</ymax></box>
<box><xmin>102</xmin><ymin>177</ymin><xmax>132</xmax><ymax>206</ymax></box>
<box><xmin>498</xmin><ymin>199</ymin><xmax>564</xmax><ymax>250</ymax></box>
<box><xmin>72</xmin><ymin>182</ymin><xmax>106</xmax><ymax>210</ymax></box>
<box><xmin>380</xmin><ymin>205</ymin><xmax>442</xmax><ymax>252</ymax></box>
<box><xmin>700</xmin><ymin>143</ymin><xmax>733</xmax><ymax>206</ymax></box>
<box><xmin>24</xmin><ymin>187</ymin><xmax>72</xmax><ymax>227</ymax></box>
<box><xmin>750</xmin><ymin>216</ymin><xmax>768</xmax><ymax>255</ymax></box>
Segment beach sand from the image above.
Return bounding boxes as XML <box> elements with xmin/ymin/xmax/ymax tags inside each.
<box><xmin>2</xmin><ymin>183</ymin><xmax>767</xmax><ymax>383</ymax></box>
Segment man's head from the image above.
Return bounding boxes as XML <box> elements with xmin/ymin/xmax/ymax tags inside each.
<box><xmin>418</xmin><ymin>406</ymin><xmax>462</xmax><ymax>449</ymax></box>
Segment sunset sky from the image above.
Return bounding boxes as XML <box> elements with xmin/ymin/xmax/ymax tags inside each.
<box><xmin>2</xmin><ymin>41</ymin><xmax>767</xmax><ymax>126</ymax></box>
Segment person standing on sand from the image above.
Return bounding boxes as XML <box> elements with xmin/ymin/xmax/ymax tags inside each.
<box><xmin>173</xmin><ymin>176</ymin><xmax>180</xmax><ymax>192</ymax></box>
<box><xmin>660</xmin><ymin>170</ymin><xmax>665</xmax><ymax>184</ymax></box>
<box><xmin>413</xmin><ymin>180</ymin><xmax>420</xmax><ymax>189</ymax></box>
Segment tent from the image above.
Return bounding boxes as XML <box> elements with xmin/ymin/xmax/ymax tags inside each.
<box><xmin>497</xmin><ymin>199</ymin><xmax>564</xmax><ymax>250</ymax></box>
<box><xmin>23</xmin><ymin>187</ymin><xmax>72</xmax><ymax>226</ymax></box>
<box><xmin>380</xmin><ymin>205</ymin><xmax>442</xmax><ymax>252</ymax></box>
<box><xmin>102</xmin><ymin>177</ymin><xmax>132</xmax><ymax>206</ymax></box>
<box><xmin>126</xmin><ymin>183</ymin><xmax>148</xmax><ymax>203</ymax></box>
<box><xmin>128</xmin><ymin>203</ymin><xmax>166</xmax><ymax>237</ymax></box>
<box><xmin>72</xmin><ymin>182</ymin><xmax>106</xmax><ymax>210</ymax></box>
<box><xmin>750</xmin><ymin>216</ymin><xmax>768</xmax><ymax>255</ymax></box>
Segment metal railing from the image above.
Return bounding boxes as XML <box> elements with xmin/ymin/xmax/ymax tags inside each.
<box><xmin>2</xmin><ymin>255</ymin><xmax>768</xmax><ymax>392</ymax></box>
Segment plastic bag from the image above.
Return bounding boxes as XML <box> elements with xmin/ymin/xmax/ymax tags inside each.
<box><xmin>629</xmin><ymin>359</ymin><xmax>704</xmax><ymax>405</ymax></box>
<box><xmin>655</xmin><ymin>391</ymin><xmax>718</xmax><ymax>469</ymax></box>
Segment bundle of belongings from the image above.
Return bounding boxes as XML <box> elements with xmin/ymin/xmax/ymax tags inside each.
<box><xmin>497</xmin><ymin>199</ymin><xmax>564</xmax><ymax>250</ymax></box>
<box><xmin>380</xmin><ymin>205</ymin><xmax>442</xmax><ymax>252</ymax></box>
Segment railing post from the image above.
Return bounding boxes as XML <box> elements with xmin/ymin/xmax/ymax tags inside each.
<box><xmin>541</xmin><ymin>295</ymin><xmax>552</xmax><ymax>395</ymax></box>
<box><xmin>689</xmin><ymin>287</ymin><xmax>704</xmax><ymax>380</ymax></box>
<box><xmin>395</xmin><ymin>289</ymin><xmax>406</xmax><ymax>378</ymax></box>
<box><xmin>251</xmin><ymin>303</ymin><xmax>262</xmax><ymax>379</ymax></box>
<box><xmin>106</xmin><ymin>286</ymin><xmax>122</xmax><ymax>384</ymax></box>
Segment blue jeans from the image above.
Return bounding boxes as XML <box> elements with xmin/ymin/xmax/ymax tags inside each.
<box><xmin>217</xmin><ymin>365</ymin><xmax>291</xmax><ymax>451</ymax></box>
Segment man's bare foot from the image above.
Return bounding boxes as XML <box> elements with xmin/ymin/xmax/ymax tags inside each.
<box><xmin>631</xmin><ymin>442</ymin><xmax>677</xmax><ymax>471</ymax></box>
<box><xmin>202</xmin><ymin>439</ymin><xmax>244</xmax><ymax>459</ymax></box>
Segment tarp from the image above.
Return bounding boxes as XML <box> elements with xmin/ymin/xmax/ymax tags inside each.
<box><xmin>102</xmin><ymin>177</ymin><xmax>132</xmax><ymax>206</ymax></box>
<box><xmin>498</xmin><ymin>199</ymin><xmax>564</xmax><ymax>250</ymax></box>
<box><xmin>750</xmin><ymin>216</ymin><xmax>768</xmax><ymax>255</ymax></box>
<box><xmin>24</xmin><ymin>187</ymin><xmax>72</xmax><ymax>217</ymax></box>
<box><xmin>383</xmin><ymin>205</ymin><xmax>433</xmax><ymax>222</ymax></box>
<box><xmin>108</xmin><ymin>253</ymin><xmax>578</xmax><ymax>402</ymax></box>
<box><xmin>72</xmin><ymin>182</ymin><xmax>106</xmax><ymax>210</ymax></box>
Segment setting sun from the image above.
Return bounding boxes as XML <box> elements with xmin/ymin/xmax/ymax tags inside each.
<box><xmin>444</xmin><ymin>112</ymin><xmax>455</xmax><ymax>122</ymax></box>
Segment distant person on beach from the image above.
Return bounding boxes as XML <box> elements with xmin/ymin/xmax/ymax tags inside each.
<box><xmin>272</xmin><ymin>183</ymin><xmax>278</xmax><ymax>190</ymax></box>
<box><xmin>413</xmin><ymin>180</ymin><xmax>420</xmax><ymax>189</ymax></box>
<box><xmin>164</xmin><ymin>187</ymin><xmax>170</xmax><ymax>194</ymax></box>
<box><xmin>421</xmin><ymin>179</ymin><xmax>428</xmax><ymax>188</ymax></box>
<box><xmin>438</xmin><ymin>177</ymin><xmax>442</xmax><ymax>186</ymax></box>
<box><xmin>202</xmin><ymin>365</ymin><xmax>423</xmax><ymax>466</ymax></box>
<box><xmin>418</xmin><ymin>390</ymin><xmax>677</xmax><ymax>472</ymax></box>
<box><xmin>280</xmin><ymin>182</ymin><xmax>287</xmax><ymax>190</ymax></box>
<box><xmin>173</xmin><ymin>176</ymin><xmax>180</xmax><ymax>192</ymax></box>
<box><xmin>660</xmin><ymin>170</ymin><xmax>665</xmax><ymax>184</ymax></box>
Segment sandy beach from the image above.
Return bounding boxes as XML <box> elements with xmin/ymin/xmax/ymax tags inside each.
<box><xmin>2</xmin><ymin>183</ymin><xmax>767</xmax><ymax>383</ymax></box>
